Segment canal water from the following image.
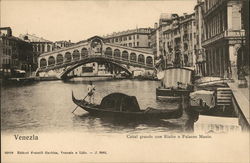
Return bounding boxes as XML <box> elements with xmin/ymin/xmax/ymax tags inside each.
<box><xmin>1</xmin><ymin>78</ymin><xmax>189</xmax><ymax>134</ymax></box>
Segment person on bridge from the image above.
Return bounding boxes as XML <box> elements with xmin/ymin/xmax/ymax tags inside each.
<box><xmin>87</xmin><ymin>81</ymin><xmax>95</xmax><ymax>103</ymax></box>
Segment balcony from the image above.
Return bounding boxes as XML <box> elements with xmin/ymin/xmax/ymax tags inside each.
<box><xmin>202</xmin><ymin>30</ymin><xmax>245</xmax><ymax>47</ymax></box>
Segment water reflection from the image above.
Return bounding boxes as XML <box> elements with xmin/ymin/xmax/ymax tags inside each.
<box><xmin>2</xmin><ymin>79</ymin><xmax>189</xmax><ymax>133</ymax></box>
<box><xmin>72</xmin><ymin>112</ymin><xmax>185</xmax><ymax>134</ymax></box>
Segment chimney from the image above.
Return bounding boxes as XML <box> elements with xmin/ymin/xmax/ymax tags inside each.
<box><xmin>154</xmin><ymin>23</ymin><xmax>158</xmax><ymax>29</ymax></box>
<box><xmin>6</xmin><ymin>27</ymin><xmax>12</xmax><ymax>36</ymax></box>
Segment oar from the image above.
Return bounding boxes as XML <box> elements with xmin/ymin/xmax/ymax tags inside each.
<box><xmin>72</xmin><ymin>93</ymin><xmax>89</xmax><ymax>113</ymax></box>
<box><xmin>72</xmin><ymin>86</ymin><xmax>96</xmax><ymax>113</ymax></box>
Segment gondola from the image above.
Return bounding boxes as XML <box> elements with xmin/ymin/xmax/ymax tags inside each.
<box><xmin>72</xmin><ymin>91</ymin><xmax>184</xmax><ymax>120</ymax></box>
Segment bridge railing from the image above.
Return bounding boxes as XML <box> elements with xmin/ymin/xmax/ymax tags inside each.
<box><xmin>38</xmin><ymin>54</ymin><xmax>154</xmax><ymax>71</ymax></box>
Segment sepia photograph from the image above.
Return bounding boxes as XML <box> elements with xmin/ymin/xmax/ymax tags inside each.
<box><xmin>1</xmin><ymin>0</ymin><xmax>249</xmax><ymax>162</ymax></box>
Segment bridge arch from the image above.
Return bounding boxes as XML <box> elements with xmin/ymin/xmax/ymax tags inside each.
<box><xmin>72</xmin><ymin>50</ymin><xmax>80</xmax><ymax>61</ymax></box>
<box><xmin>130</xmin><ymin>53</ymin><xmax>136</xmax><ymax>62</ymax></box>
<box><xmin>81</xmin><ymin>48</ymin><xmax>88</xmax><ymax>58</ymax></box>
<box><xmin>40</xmin><ymin>58</ymin><xmax>47</xmax><ymax>67</ymax></box>
<box><xmin>122</xmin><ymin>50</ymin><xmax>129</xmax><ymax>60</ymax></box>
<box><xmin>105</xmin><ymin>47</ymin><xmax>112</xmax><ymax>57</ymax></box>
<box><xmin>138</xmin><ymin>54</ymin><xmax>145</xmax><ymax>64</ymax></box>
<box><xmin>146</xmin><ymin>56</ymin><xmax>153</xmax><ymax>66</ymax></box>
<box><xmin>48</xmin><ymin>56</ymin><xmax>56</xmax><ymax>66</ymax></box>
<box><xmin>114</xmin><ymin>49</ymin><xmax>121</xmax><ymax>59</ymax></box>
<box><xmin>59</xmin><ymin>57</ymin><xmax>132</xmax><ymax>79</ymax></box>
<box><xmin>56</xmin><ymin>54</ymin><xmax>63</xmax><ymax>64</ymax></box>
<box><xmin>65</xmin><ymin>52</ymin><xmax>72</xmax><ymax>62</ymax></box>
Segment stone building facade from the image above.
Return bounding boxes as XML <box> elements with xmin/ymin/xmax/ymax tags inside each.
<box><xmin>19</xmin><ymin>34</ymin><xmax>54</xmax><ymax>69</ymax></box>
<box><xmin>179</xmin><ymin>13</ymin><xmax>196</xmax><ymax>67</ymax></box>
<box><xmin>104</xmin><ymin>28</ymin><xmax>153</xmax><ymax>49</ymax></box>
<box><xmin>194</xmin><ymin>0</ymin><xmax>206</xmax><ymax>76</ymax></box>
<box><xmin>54</xmin><ymin>40</ymin><xmax>74</xmax><ymax>50</ymax></box>
<box><xmin>151</xmin><ymin>13</ymin><xmax>196</xmax><ymax>68</ymax></box>
<box><xmin>0</xmin><ymin>27</ymin><xmax>34</xmax><ymax>77</ymax></box>
<box><xmin>19</xmin><ymin>34</ymin><xmax>74</xmax><ymax>69</ymax></box>
<box><xmin>202</xmin><ymin>0</ymin><xmax>246</xmax><ymax>80</ymax></box>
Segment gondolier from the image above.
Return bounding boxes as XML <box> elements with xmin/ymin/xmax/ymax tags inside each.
<box><xmin>87</xmin><ymin>81</ymin><xmax>95</xmax><ymax>103</ymax></box>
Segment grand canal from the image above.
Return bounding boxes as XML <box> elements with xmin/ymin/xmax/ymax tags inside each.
<box><xmin>1</xmin><ymin>79</ymin><xmax>189</xmax><ymax>134</ymax></box>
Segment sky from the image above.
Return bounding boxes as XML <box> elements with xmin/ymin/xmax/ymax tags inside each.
<box><xmin>1</xmin><ymin>0</ymin><xmax>196</xmax><ymax>42</ymax></box>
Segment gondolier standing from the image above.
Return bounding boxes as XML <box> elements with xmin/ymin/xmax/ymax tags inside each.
<box><xmin>87</xmin><ymin>81</ymin><xmax>95</xmax><ymax>103</ymax></box>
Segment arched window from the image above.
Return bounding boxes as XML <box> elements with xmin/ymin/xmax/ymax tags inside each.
<box><xmin>114</xmin><ymin>49</ymin><xmax>121</xmax><ymax>58</ymax></box>
<box><xmin>33</xmin><ymin>45</ymin><xmax>37</xmax><ymax>52</ymax></box>
<box><xmin>48</xmin><ymin>56</ymin><xmax>55</xmax><ymax>66</ymax></box>
<box><xmin>122</xmin><ymin>51</ymin><xmax>129</xmax><ymax>60</ymax></box>
<box><xmin>65</xmin><ymin>52</ymin><xmax>72</xmax><ymax>62</ymax></box>
<box><xmin>184</xmin><ymin>43</ymin><xmax>188</xmax><ymax>51</ymax></box>
<box><xmin>81</xmin><ymin>48</ymin><xmax>88</xmax><ymax>58</ymax></box>
<box><xmin>105</xmin><ymin>47</ymin><xmax>112</xmax><ymax>57</ymax></box>
<box><xmin>130</xmin><ymin>53</ymin><xmax>136</xmax><ymax>62</ymax></box>
<box><xmin>56</xmin><ymin>54</ymin><xmax>63</xmax><ymax>64</ymax></box>
<box><xmin>146</xmin><ymin>56</ymin><xmax>153</xmax><ymax>66</ymax></box>
<box><xmin>47</xmin><ymin>45</ymin><xmax>51</xmax><ymax>52</ymax></box>
<box><xmin>72</xmin><ymin>50</ymin><xmax>80</xmax><ymax>61</ymax></box>
<box><xmin>138</xmin><ymin>54</ymin><xmax>145</xmax><ymax>64</ymax></box>
<box><xmin>40</xmin><ymin>58</ymin><xmax>47</xmax><ymax>67</ymax></box>
<box><xmin>42</xmin><ymin>44</ymin><xmax>45</xmax><ymax>52</ymax></box>
<box><xmin>38</xmin><ymin>44</ymin><xmax>41</xmax><ymax>52</ymax></box>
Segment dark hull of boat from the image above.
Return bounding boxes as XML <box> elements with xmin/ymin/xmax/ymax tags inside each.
<box><xmin>72</xmin><ymin>92</ymin><xmax>183</xmax><ymax>120</ymax></box>
<box><xmin>156</xmin><ymin>87</ymin><xmax>191</xmax><ymax>102</ymax></box>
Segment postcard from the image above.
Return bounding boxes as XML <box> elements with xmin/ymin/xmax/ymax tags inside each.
<box><xmin>1</xmin><ymin>0</ymin><xmax>249</xmax><ymax>162</ymax></box>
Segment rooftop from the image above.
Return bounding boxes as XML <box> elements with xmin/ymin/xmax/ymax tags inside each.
<box><xmin>103</xmin><ymin>28</ymin><xmax>153</xmax><ymax>38</ymax></box>
<box><xmin>19</xmin><ymin>33</ymin><xmax>52</xmax><ymax>43</ymax></box>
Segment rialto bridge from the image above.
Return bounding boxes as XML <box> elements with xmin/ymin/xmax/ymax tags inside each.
<box><xmin>36</xmin><ymin>36</ymin><xmax>155</xmax><ymax>79</ymax></box>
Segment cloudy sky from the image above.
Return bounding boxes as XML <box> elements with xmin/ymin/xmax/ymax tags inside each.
<box><xmin>1</xmin><ymin>0</ymin><xmax>196</xmax><ymax>42</ymax></box>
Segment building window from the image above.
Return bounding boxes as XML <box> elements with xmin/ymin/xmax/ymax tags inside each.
<box><xmin>129</xmin><ymin>43</ymin><xmax>132</xmax><ymax>47</ymax></box>
<box><xmin>129</xmin><ymin>36</ymin><xmax>131</xmax><ymax>40</ymax></box>
<box><xmin>115</xmin><ymin>38</ymin><xmax>118</xmax><ymax>42</ymax></box>
<box><xmin>137</xmin><ymin>42</ymin><xmax>139</xmax><ymax>46</ymax></box>
<box><xmin>133</xmin><ymin>35</ymin><xmax>135</xmax><ymax>39</ymax></box>
<box><xmin>137</xmin><ymin>34</ymin><xmax>139</xmax><ymax>39</ymax></box>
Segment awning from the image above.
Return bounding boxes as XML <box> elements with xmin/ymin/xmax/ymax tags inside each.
<box><xmin>162</xmin><ymin>68</ymin><xmax>193</xmax><ymax>88</ymax></box>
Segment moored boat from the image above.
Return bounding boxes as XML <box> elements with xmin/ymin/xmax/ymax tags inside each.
<box><xmin>72</xmin><ymin>92</ymin><xmax>184</xmax><ymax>120</ymax></box>
<box><xmin>156</xmin><ymin>67</ymin><xmax>195</xmax><ymax>101</ymax></box>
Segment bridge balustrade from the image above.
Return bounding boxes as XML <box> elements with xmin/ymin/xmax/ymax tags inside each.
<box><xmin>146</xmin><ymin>63</ymin><xmax>153</xmax><ymax>67</ymax></box>
<box><xmin>47</xmin><ymin>64</ymin><xmax>55</xmax><ymax>67</ymax></box>
<box><xmin>38</xmin><ymin>51</ymin><xmax>154</xmax><ymax>72</ymax></box>
<box><xmin>56</xmin><ymin>61</ymin><xmax>63</xmax><ymax>65</ymax></box>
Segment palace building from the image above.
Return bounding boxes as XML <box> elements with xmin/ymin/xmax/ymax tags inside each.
<box><xmin>0</xmin><ymin>27</ymin><xmax>34</xmax><ymax>77</ymax></box>
<box><xmin>202</xmin><ymin>0</ymin><xmax>247</xmax><ymax>79</ymax></box>
<box><xmin>194</xmin><ymin>0</ymin><xmax>206</xmax><ymax>76</ymax></box>
<box><xmin>151</xmin><ymin>13</ymin><xmax>197</xmax><ymax>68</ymax></box>
<box><xmin>103</xmin><ymin>28</ymin><xmax>153</xmax><ymax>50</ymax></box>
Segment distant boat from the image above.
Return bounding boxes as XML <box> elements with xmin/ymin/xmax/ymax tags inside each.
<box><xmin>72</xmin><ymin>92</ymin><xmax>184</xmax><ymax>120</ymax></box>
<box><xmin>156</xmin><ymin>67</ymin><xmax>195</xmax><ymax>101</ymax></box>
